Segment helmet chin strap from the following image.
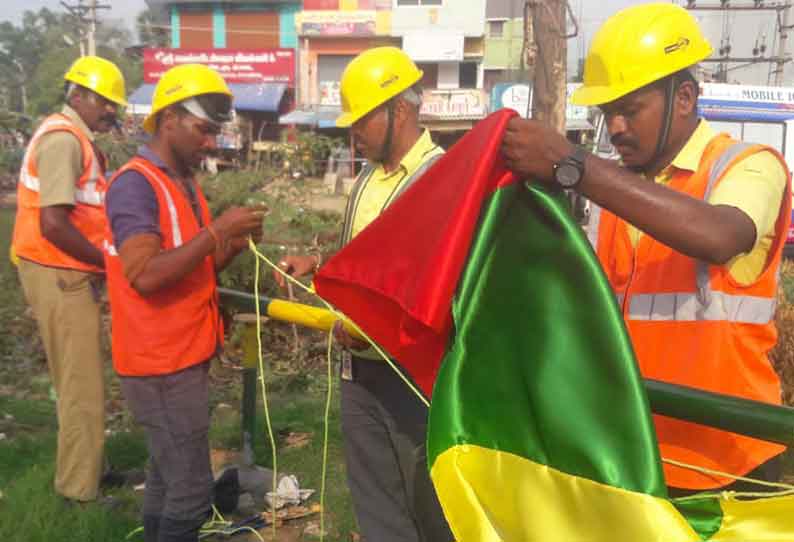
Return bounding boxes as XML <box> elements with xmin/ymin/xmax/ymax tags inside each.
<box><xmin>377</xmin><ymin>99</ymin><xmax>396</xmax><ymax>166</ymax></box>
<box><xmin>645</xmin><ymin>74</ymin><xmax>677</xmax><ymax>174</ymax></box>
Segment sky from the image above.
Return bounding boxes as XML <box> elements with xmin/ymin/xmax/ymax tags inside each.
<box><xmin>3</xmin><ymin>0</ymin><xmax>148</xmax><ymax>35</ymax></box>
<box><xmin>1</xmin><ymin>0</ymin><xmax>789</xmax><ymax>86</ymax></box>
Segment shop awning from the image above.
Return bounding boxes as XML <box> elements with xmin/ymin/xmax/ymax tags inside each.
<box><xmin>126</xmin><ymin>83</ymin><xmax>288</xmax><ymax>114</ymax></box>
<box><xmin>279</xmin><ymin>105</ymin><xmax>341</xmax><ymax>129</ymax></box>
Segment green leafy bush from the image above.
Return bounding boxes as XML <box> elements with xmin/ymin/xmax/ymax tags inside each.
<box><xmin>199</xmin><ymin>170</ymin><xmax>341</xmax><ymax>296</ymax></box>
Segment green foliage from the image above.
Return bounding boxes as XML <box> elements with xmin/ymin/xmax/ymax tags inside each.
<box><xmin>0</xmin><ymin>8</ymin><xmax>142</xmax><ymax>118</ymax></box>
<box><xmin>136</xmin><ymin>8</ymin><xmax>170</xmax><ymax>48</ymax></box>
<box><xmin>0</xmin><ymin>147</ymin><xmax>23</xmax><ymax>177</ymax></box>
<box><xmin>95</xmin><ymin>132</ymin><xmax>138</xmax><ymax>173</ymax></box>
<box><xmin>292</xmin><ymin>132</ymin><xmax>345</xmax><ymax>177</ymax></box>
<box><xmin>199</xmin><ymin>171</ymin><xmax>342</xmax><ymax>295</ymax></box>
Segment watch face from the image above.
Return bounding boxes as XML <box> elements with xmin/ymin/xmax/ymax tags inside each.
<box><xmin>556</xmin><ymin>163</ymin><xmax>581</xmax><ymax>187</ymax></box>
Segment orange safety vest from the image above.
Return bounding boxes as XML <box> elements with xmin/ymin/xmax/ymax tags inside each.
<box><xmin>13</xmin><ymin>113</ymin><xmax>108</xmax><ymax>273</ymax></box>
<box><xmin>103</xmin><ymin>156</ymin><xmax>223</xmax><ymax>377</ymax></box>
<box><xmin>589</xmin><ymin>134</ymin><xmax>792</xmax><ymax>490</ymax></box>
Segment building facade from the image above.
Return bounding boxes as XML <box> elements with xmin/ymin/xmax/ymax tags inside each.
<box><xmin>483</xmin><ymin>0</ymin><xmax>526</xmax><ymax>94</ymax></box>
<box><xmin>293</xmin><ymin>0</ymin><xmax>488</xmax><ymax>136</ymax></box>
<box><xmin>139</xmin><ymin>1</ymin><xmax>302</xmax><ymax>142</ymax></box>
<box><xmin>146</xmin><ymin>0</ymin><xmax>300</xmax><ymax>50</ymax></box>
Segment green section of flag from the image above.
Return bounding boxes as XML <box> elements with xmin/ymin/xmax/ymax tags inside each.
<box><xmin>673</xmin><ymin>498</ymin><xmax>724</xmax><ymax>541</ymax></box>
<box><xmin>428</xmin><ymin>182</ymin><xmax>668</xmax><ymax>498</ymax></box>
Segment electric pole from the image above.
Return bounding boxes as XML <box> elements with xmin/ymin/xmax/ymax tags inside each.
<box><xmin>775</xmin><ymin>2</ymin><xmax>791</xmax><ymax>85</ymax></box>
<box><xmin>60</xmin><ymin>0</ymin><xmax>110</xmax><ymax>57</ymax></box>
<box><xmin>527</xmin><ymin>0</ymin><xmax>575</xmax><ymax>133</ymax></box>
<box><xmin>684</xmin><ymin>1</ymin><xmax>792</xmax><ymax>85</ymax></box>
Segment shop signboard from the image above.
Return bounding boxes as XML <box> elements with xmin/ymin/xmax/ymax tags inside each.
<box><xmin>490</xmin><ymin>82</ymin><xmax>589</xmax><ymax>123</ymax></box>
<box><xmin>143</xmin><ymin>48</ymin><xmax>295</xmax><ymax>85</ymax></box>
<box><xmin>421</xmin><ymin>89</ymin><xmax>487</xmax><ymax>119</ymax></box>
<box><xmin>299</xmin><ymin>10</ymin><xmax>377</xmax><ymax>36</ymax></box>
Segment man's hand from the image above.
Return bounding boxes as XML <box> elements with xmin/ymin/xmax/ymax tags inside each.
<box><xmin>332</xmin><ymin>320</ymin><xmax>368</xmax><ymax>351</ymax></box>
<box><xmin>212</xmin><ymin>206</ymin><xmax>265</xmax><ymax>242</ymax></box>
<box><xmin>40</xmin><ymin>205</ymin><xmax>105</xmax><ymax>268</ymax></box>
<box><xmin>274</xmin><ymin>254</ymin><xmax>320</xmax><ymax>288</ymax></box>
<box><xmin>501</xmin><ymin>118</ymin><xmax>574</xmax><ymax>182</ymax></box>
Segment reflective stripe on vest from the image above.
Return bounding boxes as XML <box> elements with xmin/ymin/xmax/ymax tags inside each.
<box><xmin>124</xmin><ymin>161</ymin><xmax>184</xmax><ymax>248</ymax></box>
<box><xmin>18</xmin><ymin>117</ymin><xmax>104</xmax><ymax>206</ymax></box>
<box><xmin>627</xmin><ymin>291</ymin><xmax>775</xmax><ymax>323</ymax></box>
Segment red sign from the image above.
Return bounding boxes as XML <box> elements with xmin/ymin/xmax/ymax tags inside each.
<box><xmin>143</xmin><ymin>48</ymin><xmax>295</xmax><ymax>85</ymax></box>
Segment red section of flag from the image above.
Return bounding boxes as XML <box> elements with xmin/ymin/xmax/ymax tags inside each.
<box><xmin>315</xmin><ymin>110</ymin><xmax>518</xmax><ymax>398</ymax></box>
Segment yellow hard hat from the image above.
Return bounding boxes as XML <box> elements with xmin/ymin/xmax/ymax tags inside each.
<box><xmin>336</xmin><ymin>47</ymin><xmax>423</xmax><ymax>128</ymax></box>
<box><xmin>571</xmin><ymin>3</ymin><xmax>712</xmax><ymax>106</ymax></box>
<box><xmin>143</xmin><ymin>64</ymin><xmax>232</xmax><ymax>134</ymax></box>
<box><xmin>64</xmin><ymin>56</ymin><xmax>127</xmax><ymax>107</ymax></box>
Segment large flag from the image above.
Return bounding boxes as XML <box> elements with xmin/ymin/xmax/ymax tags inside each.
<box><xmin>314</xmin><ymin>110</ymin><xmax>794</xmax><ymax>541</ymax></box>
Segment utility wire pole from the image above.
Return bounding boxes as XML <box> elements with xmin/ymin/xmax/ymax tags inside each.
<box><xmin>526</xmin><ymin>0</ymin><xmax>576</xmax><ymax>133</ymax></box>
<box><xmin>775</xmin><ymin>2</ymin><xmax>792</xmax><ymax>85</ymax></box>
<box><xmin>684</xmin><ymin>1</ymin><xmax>792</xmax><ymax>84</ymax></box>
<box><xmin>60</xmin><ymin>0</ymin><xmax>110</xmax><ymax>57</ymax></box>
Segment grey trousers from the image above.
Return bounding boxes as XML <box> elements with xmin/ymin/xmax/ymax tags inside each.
<box><xmin>120</xmin><ymin>362</ymin><xmax>213</xmax><ymax>542</ymax></box>
<box><xmin>341</xmin><ymin>356</ymin><xmax>453</xmax><ymax>542</ymax></box>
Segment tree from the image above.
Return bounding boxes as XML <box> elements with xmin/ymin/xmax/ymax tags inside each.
<box><xmin>0</xmin><ymin>9</ymin><xmax>63</xmax><ymax>113</ymax></box>
<box><xmin>0</xmin><ymin>8</ymin><xmax>142</xmax><ymax>118</ymax></box>
<box><xmin>136</xmin><ymin>8</ymin><xmax>170</xmax><ymax>48</ymax></box>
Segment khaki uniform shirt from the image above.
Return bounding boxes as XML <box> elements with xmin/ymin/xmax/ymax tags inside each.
<box><xmin>35</xmin><ymin>105</ymin><xmax>95</xmax><ymax>207</ymax></box>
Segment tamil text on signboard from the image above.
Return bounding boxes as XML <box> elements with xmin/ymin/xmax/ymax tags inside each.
<box><xmin>144</xmin><ymin>48</ymin><xmax>295</xmax><ymax>85</ymax></box>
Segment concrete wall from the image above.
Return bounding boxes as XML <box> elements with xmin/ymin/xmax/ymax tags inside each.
<box><xmin>390</xmin><ymin>0</ymin><xmax>486</xmax><ymax>37</ymax></box>
<box><xmin>483</xmin><ymin>18</ymin><xmax>523</xmax><ymax>70</ymax></box>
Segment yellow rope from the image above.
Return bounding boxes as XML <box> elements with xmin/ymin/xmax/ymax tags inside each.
<box><xmin>246</xmin><ymin>240</ymin><xmax>793</xmax><ymax>517</ymax></box>
<box><xmin>662</xmin><ymin>458</ymin><xmax>794</xmax><ymax>495</ymax></box>
<box><xmin>247</xmin><ymin>240</ymin><xmax>429</xmax><ymax>408</ymax></box>
<box><xmin>320</xmin><ymin>327</ymin><xmax>334</xmax><ymax>542</ymax></box>
<box><xmin>253</xmin><ymin>250</ymin><xmax>279</xmax><ymax>540</ymax></box>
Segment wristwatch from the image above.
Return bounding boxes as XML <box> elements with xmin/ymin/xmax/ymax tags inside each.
<box><xmin>553</xmin><ymin>146</ymin><xmax>588</xmax><ymax>189</ymax></box>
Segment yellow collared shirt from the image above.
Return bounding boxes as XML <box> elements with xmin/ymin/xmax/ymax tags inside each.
<box><xmin>628</xmin><ymin>120</ymin><xmax>787</xmax><ymax>285</ymax></box>
<box><xmin>348</xmin><ymin>129</ymin><xmax>443</xmax><ymax>360</ymax></box>
<box><xmin>350</xmin><ymin>129</ymin><xmax>443</xmax><ymax>238</ymax></box>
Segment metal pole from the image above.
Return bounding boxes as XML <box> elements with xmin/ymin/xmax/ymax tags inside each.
<box><xmin>776</xmin><ymin>2</ymin><xmax>791</xmax><ymax>86</ymax></box>
<box><xmin>235</xmin><ymin>314</ymin><xmax>263</xmax><ymax>467</ymax></box>
<box><xmin>87</xmin><ymin>0</ymin><xmax>97</xmax><ymax>57</ymax></box>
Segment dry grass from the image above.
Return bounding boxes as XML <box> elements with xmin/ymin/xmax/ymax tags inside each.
<box><xmin>772</xmin><ymin>259</ymin><xmax>794</xmax><ymax>406</ymax></box>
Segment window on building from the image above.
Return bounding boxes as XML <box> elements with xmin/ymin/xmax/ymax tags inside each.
<box><xmin>396</xmin><ymin>0</ymin><xmax>443</xmax><ymax>6</ymax></box>
<box><xmin>459</xmin><ymin>62</ymin><xmax>478</xmax><ymax>89</ymax></box>
<box><xmin>488</xmin><ymin>20</ymin><xmax>505</xmax><ymax>38</ymax></box>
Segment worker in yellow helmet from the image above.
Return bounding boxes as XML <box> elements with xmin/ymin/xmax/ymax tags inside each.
<box><xmin>501</xmin><ymin>2</ymin><xmax>790</xmax><ymax>496</ymax></box>
<box><xmin>275</xmin><ymin>47</ymin><xmax>452</xmax><ymax>542</ymax></box>
<box><xmin>12</xmin><ymin>55</ymin><xmax>126</xmax><ymax>505</ymax></box>
<box><xmin>103</xmin><ymin>64</ymin><xmax>264</xmax><ymax>542</ymax></box>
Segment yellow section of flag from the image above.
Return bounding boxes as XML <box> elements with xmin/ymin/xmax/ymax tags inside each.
<box><xmin>431</xmin><ymin>444</ymin><xmax>700</xmax><ymax>542</ymax></box>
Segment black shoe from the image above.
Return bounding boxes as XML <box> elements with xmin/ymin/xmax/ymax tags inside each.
<box><xmin>100</xmin><ymin>468</ymin><xmax>146</xmax><ymax>489</ymax></box>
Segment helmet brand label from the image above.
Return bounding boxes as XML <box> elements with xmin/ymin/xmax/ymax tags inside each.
<box><xmin>380</xmin><ymin>75</ymin><xmax>399</xmax><ymax>88</ymax></box>
<box><xmin>664</xmin><ymin>37</ymin><xmax>690</xmax><ymax>55</ymax></box>
<box><xmin>164</xmin><ymin>85</ymin><xmax>183</xmax><ymax>96</ymax></box>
